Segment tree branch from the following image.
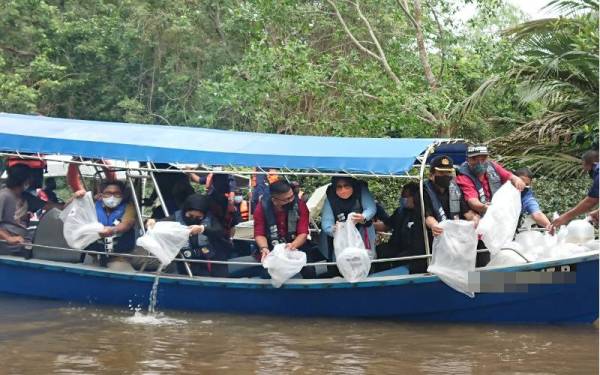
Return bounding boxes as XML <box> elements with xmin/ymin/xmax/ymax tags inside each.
<box><xmin>326</xmin><ymin>0</ymin><xmax>382</xmax><ymax>62</ymax></box>
<box><xmin>395</xmin><ymin>0</ymin><xmax>418</xmax><ymax>29</ymax></box>
<box><xmin>0</xmin><ymin>45</ymin><xmax>36</xmax><ymax>58</ymax></box>
<box><xmin>354</xmin><ymin>1</ymin><xmax>401</xmax><ymax>85</ymax></box>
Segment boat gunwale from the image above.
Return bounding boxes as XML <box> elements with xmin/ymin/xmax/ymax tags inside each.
<box><xmin>0</xmin><ymin>251</ymin><xmax>597</xmax><ymax>290</ymax></box>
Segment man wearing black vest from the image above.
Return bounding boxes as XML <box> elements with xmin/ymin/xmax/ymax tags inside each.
<box><xmin>423</xmin><ymin>155</ymin><xmax>479</xmax><ymax>239</ymax></box>
<box><xmin>254</xmin><ymin>180</ymin><xmax>322</xmax><ymax>277</ymax></box>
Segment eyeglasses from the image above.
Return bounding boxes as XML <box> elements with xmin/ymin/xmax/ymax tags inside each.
<box><xmin>102</xmin><ymin>192</ymin><xmax>123</xmax><ymax>198</ymax></box>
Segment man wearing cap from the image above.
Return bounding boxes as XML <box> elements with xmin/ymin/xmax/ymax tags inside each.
<box><xmin>456</xmin><ymin>145</ymin><xmax>526</xmax><ymax>215</ymax></box>
<box><xmin>423</xmin><ymin>155</ymin><xmax>480</xmax><ymax>238</ymax></box>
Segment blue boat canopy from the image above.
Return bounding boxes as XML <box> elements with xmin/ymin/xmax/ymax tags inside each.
<box><xmin>0</xmin><ymin>113</ymin><xmax>465</xmax><ymax>175</ymax></box>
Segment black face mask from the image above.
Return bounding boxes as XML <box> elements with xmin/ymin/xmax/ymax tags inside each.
<box><xmin>521</xmin><ymin>187</ymin><xmax>530</xmax><ymax>197</ymax></box>
<box><xmin>434</xmin><ymin>175</ymin><xmax>452</xmax><ymax>189</ymax></box>
<box><xmin>589</xmin><ymin>169</ymin><xmax>595</xmax><ymax>178</ymax></box>
<box><xmin>184</xmin><ymin>216</ymin><xmax>203</xmax><ymax>226</ymax></box>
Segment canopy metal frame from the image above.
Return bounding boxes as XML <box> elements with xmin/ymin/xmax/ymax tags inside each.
<box><xmin>0</xmin><ymin>138</ymin><xmax>466</xmax><ymax>277</ymax></box>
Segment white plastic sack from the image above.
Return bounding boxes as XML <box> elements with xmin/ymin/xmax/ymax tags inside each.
<box><xmin>487</xmin><ymin>249</ymin><xmax>527</xmax><ymax>267</ymax></box>
<box><xmin>336</xmin><ymin>247</ymin><xmax>371</xmax><ymax>283</ymax></box>
<box><xmin>333</xmin><ymin>220</ymin><xmax>372</xmax><ymax>282</ymax></box>
<box><xmin>564</xmin><ymin>220</ymin><xmax>595</xmax><ymax>244</ymax></box>
<box><xmin>333</xmin><ymin>219</ymin><xmax>365</xmax><ymax>256</ymax></box>
<box><xmin>136</xmin><ymin>221</ymin><xmax>191</xmax><ymax>266</ymax></box>
<box><xmin>476</xmin><ymin>182</ymin><xmax>522</xmax><ymax>256</ymax></box>
<box><xmin>583</xmin><ymin>239</ymin><xmax>599</xmax><ymax>251</ymax></box>
<box><xmin>262</xmin><ymin>244</ymin><xmax>307</xmax><ymax>288</ymax></box>
<box><xmin>59</xmin><ymin>192</ymin><xmax>104</xmax><ymax>249</ymax></box>
<box><xmin>307</xmin><ymin>184</ymin><xmax>330</xmax><ymax>220</ymax></box>
<box><xmin>427</xmin><ymin>220</ymin><xmax>478</xmax><ymax>297</ymax></box>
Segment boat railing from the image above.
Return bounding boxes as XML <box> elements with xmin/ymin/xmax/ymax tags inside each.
<box><xmin>0</xmin><ymin>239</ymin><xmax>494</xmax><ymax>270</ymax></box>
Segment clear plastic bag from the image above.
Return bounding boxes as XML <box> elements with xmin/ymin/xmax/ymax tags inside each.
<box><xmin>59</xmin><ymin>192</ymin><xmax>104</xmax><ymax>249</ymax></box>
<box><xmin>336</xmin><ymin>247</ymin><xmax>371</xmax><ymax>282</ymax></box>
<box><xmin>136</xmin><ymin>221</ymin><xmax>191</xmax><ymax>266</ymax></box>
<box><xmin>262</xmin><ymin>244</ymin><xmax>307</xmax><ymax>288</ymax></box>
<box><xmin>476</xmin><ymin>182</ymin><xmax>522</xmax><ymax>256</ymax></box>
<box><xmin>564</xmin><ymin>219</ymin><xmax>594</xmax><ymax>244</ymax></box>
<box><xmin>427</xmin><ymin>220</ymin><xmax>478</xmax><ymax>297</ymax></box>
<box><xmin>333</xmin><ymin>220</ymin><xmax>371</xmax><ymax>282</ymax></box>
<box><xmin>333</xmin><ymin>219</ymin><xmax>365</xmax><ymax>257</ymax></box>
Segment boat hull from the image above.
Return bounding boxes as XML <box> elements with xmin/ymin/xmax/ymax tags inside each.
<box><xmin>0</xmin><ymin>253</ymin><xmax>597</xmax><ymax>324</ymax></box>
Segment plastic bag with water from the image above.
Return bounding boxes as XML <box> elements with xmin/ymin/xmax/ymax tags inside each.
<box><xmin>262</xmin><ymin>244</ymin><xmax>307</xmax><ymax>288</ymax></box>
<box><xmin>333</xmin><ymin>220</ymin><xmax>371</xmax><ymax>282</ymax></box>
<box><xmin>564</xmin><ymin>219</ymin><xmax>595</xmax><ymax>244</ymax></box>
<box><xmin>427</xmin><ymin>220</ymin><xmax>478</xmax><ymax>297</ymax></box>
<box><xmin>136</xmin><ymin>221</ymin><xmax>191</xmax><ymax>266</ymax></box>
<box><xmin>476</xmin><ymin>182</ymin><xmax>522</xmax><ymax>256</ymax></box>
<box><xmin>59</xmin><ymin>192</ymin><xmax>104</xmax><ymax>249</ymax></box>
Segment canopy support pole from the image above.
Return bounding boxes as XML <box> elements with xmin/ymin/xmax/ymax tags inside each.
<box><xmin>148</xmin><ymin>162</ymin><xmax>194</xmax><ymax>278</ymax></box>
<box><xmin>419</xmin><ymin>144</ymin><xmax>435</xmax><ymax>266</ymax></box>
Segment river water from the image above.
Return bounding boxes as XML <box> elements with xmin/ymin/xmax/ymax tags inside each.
<box><xmin>0</xmin><ymin>294</ymin><xmax>597</xmax><ymax>374</ymax></box>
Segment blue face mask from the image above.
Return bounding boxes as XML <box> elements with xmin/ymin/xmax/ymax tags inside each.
<box><xmin>471</xmin><ymin>163</ymin><xmax>486</xmax><ymax>175</ymax></box>
<box><xmin>400</xmin><ymin>197</ymin><xmax>409</xmax><ymax>208</ymax></box>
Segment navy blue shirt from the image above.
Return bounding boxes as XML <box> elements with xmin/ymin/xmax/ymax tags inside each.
<box><xmin>588</xmin><ymin>163</ymin><xmax>599</xmax><ymax>199</ymax></box>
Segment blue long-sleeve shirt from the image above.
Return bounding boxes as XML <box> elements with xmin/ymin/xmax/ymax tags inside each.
<box><xmin>320</xmin><ymin>185</ymin><xmax>377</xmax><ymax>260</ymax></box>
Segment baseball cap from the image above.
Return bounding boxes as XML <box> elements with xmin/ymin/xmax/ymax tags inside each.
<box><xmin>467</xmin><ymin>145</ymin><xmax>489</xmax><ymax>157</ymax></box>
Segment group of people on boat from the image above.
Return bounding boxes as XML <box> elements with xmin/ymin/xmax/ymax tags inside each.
<box><xmin>0</xmin><ymin>144</ymin><xmax>597</xmax><ymax>278</ymax></box>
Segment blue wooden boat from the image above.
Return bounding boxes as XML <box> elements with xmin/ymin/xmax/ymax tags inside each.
<box><xmin>0</xmin><ymin>113</ymin><xmax>597</xmax><ymax>324</ymax></box>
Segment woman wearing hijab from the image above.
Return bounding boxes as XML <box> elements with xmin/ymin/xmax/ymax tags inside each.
<box><xmin>148</xmin><ymin>193</ymin><xmax>233</xmax><ymax>277</ymax></box>
<box><xmin>320</xmin><ymin>176</ymin><xmax>377</xmax><ymax>261</ymax></box>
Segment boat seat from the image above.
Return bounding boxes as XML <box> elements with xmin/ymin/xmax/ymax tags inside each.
<box><xmin>369</xmin><ymin>265</ymin><xmax>410</xmax><ymax>277</ymax></box>
<box><xmin>32</xmin><ymin>208</ymin><xmax>82</xmax><ymax>263</ymax></box>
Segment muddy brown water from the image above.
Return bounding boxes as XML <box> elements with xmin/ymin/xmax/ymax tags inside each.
<box><xmin>0</xmin><ymin>294</ymin><xmax>597</xmax><ymax>374</ymax></box>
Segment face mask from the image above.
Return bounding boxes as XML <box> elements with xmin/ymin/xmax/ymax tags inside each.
<box><xmin>589</xmin><ymin>169</ymin><xmax>595</xmax><ymax>178</ymax></box>
<box><xmin>400</xmin><ymin>197</ymin><xmax>408</xmax><ymax>208</ymax></box>
<box><xmin>184</xmin><ymin>215</ymin><xmax>203</xmax><ymax>225</ymax></box>
<box><xmin>434</xmin><ymin>175</ymin><xmax>452</xmax><ymax>189</ymax></box>
<box><xmin>102</xmin><ymin>196</ymin><xmax>122</xmax><ymax>208</ymax></box>
<box><xmin>234</xmin><ymin>195</ymin><xmax>243</xmax><ymax>204</ymax></box>
<box><xmin>471</xmin><ymin>163</ymin><xmax>486</xmax><ymax>176</ymax></box>
<box><xmin>521</xmin><ymin>186</ymin><xmax>530</xmax><ymax>197</ymax></box>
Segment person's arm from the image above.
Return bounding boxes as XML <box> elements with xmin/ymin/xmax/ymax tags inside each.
<box><xmin>321</xmin><ymin>199</ymin><xmax>335</xmax><ymax>237</ymax></box>
<box><xmin>463</xmin><ymin>210</ymin><xmax>480</xmax><ymax>228</ymax></box>
<box><xmin>493</xmin><ymin>161</ymin><xmax>526</xmax><ymax>191</ymax></box>
<box><xmin>589</xmin><ymin>209</ymin><xmax>599</xmax><ymax>225</ymax></box>
<box><xmin>252</xmin><ymin>203</ymin><xmax>270</xmax><ymax>259</ymax></box>
<box><xmin>0</xmin><ymin>228</ymin><xmax>24</xmax><ymax>245</ymax></box>
<box><xmin>532</xmin><ymin>211</ymin><xmax>551</xmax><ymax>230</ymax></box>
<box><xmin>374</xmin><ymin>221</ymin><xmax>389</xmax><ymax>232</ymax></box>
<box><xmin>425</xmin><ymin>216</ymin><xmax>443</xmax><ymax>236</ymax></box>
<box><xmin>359</xmin><ymin>186</ymin><xmax>377</xmax><ymax>221</ymax></box>
<box><xmin>466</xmin><ymin>198</ymin><xmax>488</xmax><ymax>215</ymax></box>
<box><xmin>553</xmin><ymin>196</ymin><xmax>599</xmax><ymax>227</ymax></box>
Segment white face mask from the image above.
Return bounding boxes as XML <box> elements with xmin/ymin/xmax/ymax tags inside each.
<box><xmin>234</xmin><ymin>195</ymin><xmax>243</xmax><ymax>204</ymax></box>
<box><xmin>102</xmin><ymin>196</ymin><xmax>122</xmax><ymax>208</ymax></box>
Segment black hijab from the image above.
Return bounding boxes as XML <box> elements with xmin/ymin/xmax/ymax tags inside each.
<box><xmin>182</xmin><ymin>193</ymin><xmax>210</xmax><ymax>215</ymax></box>
<box><xmin>326</xmin><ymin>176</ymin><xmax>363</xmax><ymax>218</ymax></box>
